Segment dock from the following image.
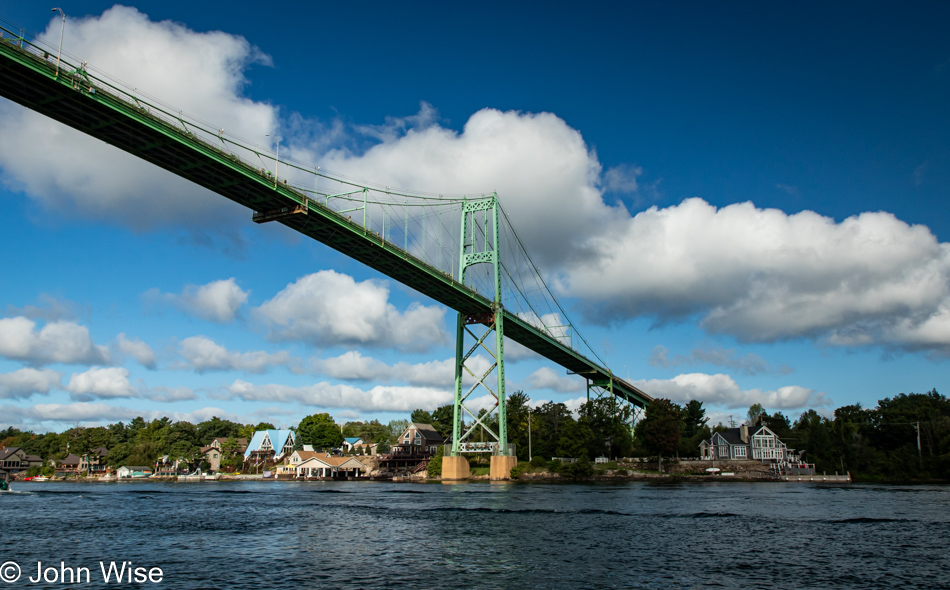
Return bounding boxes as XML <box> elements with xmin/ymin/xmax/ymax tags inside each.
<box><xmin>781</xmin><ymin>473</ymin><xmax>851</xmax><ymax>483</ymax></box>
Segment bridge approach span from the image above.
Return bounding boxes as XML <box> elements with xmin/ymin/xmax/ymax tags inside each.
<box><xmin>0</xmin><ymin>30</ymin><xmax>652</xmax><ymax>409</ymax></box>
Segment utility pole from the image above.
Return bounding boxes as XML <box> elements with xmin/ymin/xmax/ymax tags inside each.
<box><xmin>528</xmin><ymin>407</ymin><xmax>532</xmax><ymax>462</ymax></box>
<box><xmin>916</xmin><ymin>421</ymin><xmax>922</xmax><ymax>470</ymax></box>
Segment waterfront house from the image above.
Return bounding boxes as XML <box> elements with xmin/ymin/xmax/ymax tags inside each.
<box><xmin>293</xmin><ymin>455</ymin><xmax>367</xmax><ymax>478</ymax></box>
<box><xmin>80</xmin><ymin>447</ymin><xmax>109</xmax><ymax>476</ymax></box>
<box><xmin>0</xmin><ymin>447</ymin><xmax>29</xmax><ymax>480</ymax></box>
<box><xmin>244</xmin><ymin>429</ymin><xmax>296</xmax><ymax>468</ymax></box>
<box><xmin>0</xmin><ymin>447</ymin><xmax>27</xmax><ymax>472</ymax></box>
<box><xmin>154</xmin><ymin>455</ymin><xmax>191</xmax><ymax>476</ymax></box>
<box><xmin>380</xmin><ymin>423</ymin><xmax>444</xmax><ymax>472</ymax></box>
<box><xmin>392</xmin><ymin>423</ymin><xmax>444</xmax><ymax>455</ymax></box>
<box><xmin>201</xmin><ymin>446</ymin><xmax>222</xmax><ymax>472</ymax></box>
<box><xmin>287</xmin><ymin>449</ymin><xmax>326</xmax><ymax>466</ymax></box>
<box><xmin>200</xmin><ymin>437</ymin><xmax>247</xmax><ymax>473</ymax></box>
<box><xmin>699</xmin><ymin>424</ymin><xmax>794</xmax><ymax>462</ymax></box>
<box><xmin>54</xmin><ymin>453</ymin><xmax>82</xmax><ymax>477</ymax></box>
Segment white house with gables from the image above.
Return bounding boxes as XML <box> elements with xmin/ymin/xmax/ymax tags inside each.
<box><xmin>699</xmin><ymin>423</ymin><xmax>794</xmax><ymax>462</ymax></box>
<box><xmin>244</xmin><ymin>430</ymin><xmax>295</xmax><ymax>463</ymax></box>
<box><xmin>283</xmin><ymin>451</ymin><xmax>367</xmax><ymax>478</ymax></box>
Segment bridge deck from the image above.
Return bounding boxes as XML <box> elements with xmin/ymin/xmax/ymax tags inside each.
<box><xmin>0</xmin><ymin>37</ymin><xmax>651</xmax><ymax>407</ymax></box>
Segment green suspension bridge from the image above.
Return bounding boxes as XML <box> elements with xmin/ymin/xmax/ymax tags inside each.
<box><xmin>0</xmin><ymin>20</ymin><xmax>651</xmax><ymax>474</ymax></box>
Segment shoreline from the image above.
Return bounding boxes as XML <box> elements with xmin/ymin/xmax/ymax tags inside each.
<box><xmin>8</xmin><ymin>472</ymin><xmax>862</xmax><ymax>485</ymax></box>
<box><xmin>12</xmin><ymin>467</ymin><xmax>944</xmax><ymax>485</ymax></box>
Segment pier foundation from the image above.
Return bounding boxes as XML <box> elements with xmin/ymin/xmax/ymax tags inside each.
<box><xmin>442</xmin><ymin>456</ymin><xmax>471</xmax><ymax>480</ymax></box>
<box><xmin>490</xmin><ymin>455</ymin><xmax>518</xmax><ymax>480</ymax></box>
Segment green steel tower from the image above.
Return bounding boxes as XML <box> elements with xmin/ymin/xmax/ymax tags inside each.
<box><xmin>450</xmin><ymin>194</ymin><xmax>510</xmax><ymax>464</ymax></box>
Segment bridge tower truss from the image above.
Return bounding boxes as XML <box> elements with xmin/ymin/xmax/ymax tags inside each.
<box><xmin>450</xmin><ymin>194</ymin><xmax>512</xmax><ymax>458</ymax></box>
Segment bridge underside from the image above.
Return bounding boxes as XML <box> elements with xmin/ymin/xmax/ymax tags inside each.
<box><xmin>0</xmin><ymin>36</ymin><xmax>652</xmax><ymax>409</ymax></box>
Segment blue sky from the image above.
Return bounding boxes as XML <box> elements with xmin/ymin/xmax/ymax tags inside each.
<box><xmin>2</xmin><ymin>1</ymin><xmax>950</xmax><ymax>432</ymax></box>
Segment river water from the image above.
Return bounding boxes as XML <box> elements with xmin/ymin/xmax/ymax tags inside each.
<box><xmin>0</xmin><ymin>480</ymin><xmax>947</xmax><ymax>589</ymax></box>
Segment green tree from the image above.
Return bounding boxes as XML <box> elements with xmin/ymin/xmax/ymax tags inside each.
<box><xmin>197</xmin><ymin>417</ymin><xmax>243</xmax><ymax>444</ymax></box>
<box><xmin>747</xmin><ymin>403</ymin><xmax>766</xmax><ymax>426</ymax></box>
<box><xmin>556</xmin><ymin>419</ymin><xmax>595</xmax><ymax>459</ymax></box>
<box><xmin>560</xmin><ymin>455</ymin><xmax>594</xmax><ymax>479</ymax></box>
<box><xmin>762</xmin><ymin>411</ymin><xmax>792</xmax><ymax>439</ymax></box>
<box><xmin>216</xmin><ymin>437</ymin><xmax>243</xmax><ymax>472</ymax></box>
<box><xmin>297</xmin><ymin>413</ymin><xmax>342</xmax><ymax>449</ymax></box>
<box><xmin>431</xmin><ymin>404</ymin><xmax>455</xmax><ymax>439</ymax></box>
<box><xmin>360</xmin><ymin>420</ymin><xmax>388</xmax><ymax>444</ymax></box>
<box><xmin>635</xmin><ymin>398</ymin><xmax>684</xmax><ymax>472</ymax></box>
<box><xmin>577</xmin><ymin>397</ymin><xmax>634</xmax><ymax>459</ymax></box>
<box><xmin>385</xmin><ymin>419</ymin><xmax>409</xmax><ymax>447</ymax></box>
<box><xmin>168</xmin><ymin>440</ymin><xmax>199</xmax><ymax>469</ymax></box>
<box><xmin>505</xmin><ymin>391</ymin><xmax>531</xmax><ymax>460</ymax></box>
<box><xmin>530</xmin><ymin>402</ymin><xmax>575</xmax><ymax>460</ymax></box>
<box><xmin>794</xmin><ymin>409</ymin><xmax>834</xmax><ymax>473</ymax></box>
<box><xmin>410</xmin><ymin>409</ymin><xmax>434</xmax><ymax>425</ymax></box>
<box><xmin>680</xmin><ymin>400</ymin><xmax>710</xmax><ymax>457</ymax></box>
<box><xmin>682</xmin><ymin>400</ymin><xmax>709</xmax><ymax>439</ymax></box>
<box><xmin>427</xmin><ymin>445</ymin><xmax>444</xmax><ymax>478</ymax></box>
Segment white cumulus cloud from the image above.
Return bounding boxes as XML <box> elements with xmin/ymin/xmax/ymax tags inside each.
<box><xmin>308</xmin><ymin>106</ymin><xmax>620</xmax><ymax>270</ymax></box>
<box><xmin>147</xmin><ymin>278</ymin><xmax>249</xmax><ymax>323</ymax></box>
<box><xmin>633</xmin><ymin>372</ymin><xmax>829</xmax><ymax>411</ymax></box>
<box><xmin>309</xmin><ymin>350</ymin><xmax>492</xmax><ymax>388</ymax></box>
<box><xmin>227</xmin><ymin>379</ymin><xmax>452</xmax><ymax>412</ymax></box>
<box><xmin>65</xmin><ymin>367</ymin><xmax>137</xmax><ymax>401</ymax></box>
<box><xmin>648</xmin><ymin>344</ymin><xmax>793</xmax><ymax>376</ymax></box>
<box><xmin>177</xmin><ymin>336</ymin><xmax>295</xmax><ymax>373</ymax></box>
<box><xmin>0</xmin><ymin>368</ymin><xmax>61</xmax><ymax>400</ymax></box>
<box><xmin>557</xmin><ymin>198</ymin><xmax>950</xmax><ymax>352</ymax></box>
<box><xmin>115</xmin><ymin>333</ymin><xmax>156</xmax><ymax>369</ymax></box>
<box><xmin>141</xmin><ymin>386</ymin><xmax>197</xmax><ymax>403</ymax></box>
<box><xmin>0</xmin><ymin>317</ymin><xmax>110</xmax><ymax>365</ymax></box>
<box><xmin>256</xmin><ymin>270</ymin><xmax>447</xmax><ymax>351</ymax></box>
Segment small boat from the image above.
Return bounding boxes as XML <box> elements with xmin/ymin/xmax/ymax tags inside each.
<box><xmin>32</xmin><ymin>476</ymin><xmax>50</xmax><ymax>482</ymax></box>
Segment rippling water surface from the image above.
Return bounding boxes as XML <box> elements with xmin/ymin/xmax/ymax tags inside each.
<box><xmin>1</xmin><ymin>481</ymin><xmax>947</xmax><ymax>589</ymax></box>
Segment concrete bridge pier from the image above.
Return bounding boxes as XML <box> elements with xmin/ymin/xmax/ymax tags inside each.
<box><xmin>442</xmin><ymin>455</ymin><xmax>471</xmax><ymax>480</ymax></box>
<box><xmin>490</xmin><ymin>455</ymin><xmax>517</xmax><ymax>480</ymax></box>
<box><xmin>441</xmin><ymin>455</ymin><xmax>517</xmax><ymax>480</ymax></box>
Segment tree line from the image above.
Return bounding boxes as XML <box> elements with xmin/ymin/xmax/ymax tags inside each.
<box><xmin>2</xmin><ymin>389</ymin><xmax>947</xmax><ymax>480</ymax></box>
<box><xmin>633</xmin><ymin>389</ymin><xmax>950</xmax><ymax>481</ymax></box>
